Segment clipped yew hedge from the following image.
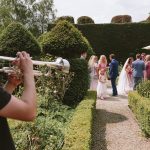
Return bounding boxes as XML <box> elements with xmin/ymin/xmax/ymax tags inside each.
<box><xmin>40</xmin><ymin>21</ymin><xmax>93</xmax><ymax>58</ymax></box>
<box><xmin>63</xmin><ymin>58</ymin><xmax>89</xmax><ymax>106</ymax></box>
<box><xmin>128</xmin><ymin>92</ymin><xmax>150</xmax><ymax>137</ymax></box>
<box><xmin>0</xmin><ymin>22</ymin><xmax>41</xmax><ymax>57</ymax></box>
<box><xmin>62</xmin><ymin>91</ymin><xmax>96</xmax><ymax>150</ymax></box>
<box><xmin>48</xmin><ymin>23</ymin><xmax>150</xmax><ymax>62</ymax></box>
<box><xmin>77</xmin><ymin>16</ymin><xmax>95</xmax><ymax>24</ymax></box>
<box><xmin>54</xmin><ymin>16</ymin><xmax>75</xmax><ymax>24</ymax></box>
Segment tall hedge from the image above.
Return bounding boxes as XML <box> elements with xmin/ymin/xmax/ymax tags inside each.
<box><xmin>40</xmin><ymin>21</ymin><xmax>93</xmax><ymax>58</ymax></box>
<box><xmin>63</xmin><ymin>58</ymin><xmax>89</xmax><ymax>106</ymax></box>
<box><xmin>48</xmin><ymin>22</ymin><xmax>150</xmax><ymax>63</ymax></box>
<box><xmin>77</xmin><ymin>16</ymin><xmax>95</xmax><ymax>24</ymax></box>
<box><xmin>0</xmin><ymin>22</ymin><xmax>41</xmax><ymax>57</ymax></box>
<box><xmin>54</xmin><ymin>16</ymin><xmax>75</xmax><ymax>24</ymax></box>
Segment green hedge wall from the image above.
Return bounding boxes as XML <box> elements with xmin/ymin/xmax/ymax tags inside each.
<box><xmin>62</xmin><ymin>91</ymin><xmax>96</xmax><ymax>150</ymax></box>
<box><xmin>128</xmin><ymin>92</ymin><xmax>150</xmax><ymax>137</ymax></box>
<box><xmin>48</xmin><ymin>23</ymin><xmax>150</xmax><ymax>62</ymax></box>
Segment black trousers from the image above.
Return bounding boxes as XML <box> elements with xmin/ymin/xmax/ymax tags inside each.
<box><xmin>111</xmin><ymin>77</ymin><xmax>118</xmax><ymax>95</ymax></box>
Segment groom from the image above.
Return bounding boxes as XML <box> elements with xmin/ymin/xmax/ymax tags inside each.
<box><xmin>109</xmin><ymin>54</ymin><xmax>119</xmax><ymax>96</ymax></box>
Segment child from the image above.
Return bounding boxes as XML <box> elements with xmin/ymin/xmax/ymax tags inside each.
<box><xmin>97</xmin><ymin>69</ymin><xmax>107</xmax><ymax>99</ymax></box>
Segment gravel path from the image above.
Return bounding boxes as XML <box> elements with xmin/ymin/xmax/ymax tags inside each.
<box><xmin>91</xmin><ymin>88</ymin><xmax>150</xmax><ymax>150</ymax></box>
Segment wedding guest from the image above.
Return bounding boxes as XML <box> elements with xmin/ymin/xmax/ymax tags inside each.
<box><xmin>132</xmin><ymin>53</ymin><xmax>145</xmax><ymax>90</ymax></box>
<box><xmin>109</xmin><ymin>54</ymin><xmax>119</xmax><ymax>96</ymax></box>
<box><xmin>80</xmin><ymin>51</ymin><xmax>87</xmax><ymax>60</ymax></box>
<box><xmin>88</xmin><ymin>55</ymin><xmax>98</xmax><ymax>91</ymax></box>
<box><xmin>97</xmin><ymin>69</ymin><xmax>107</xmax><ymax>100</ymax></box>
<box><xmin>141</xmin><ymin>53</ymin><xmax>146</xmax><ymax>62</ymax></box>
<box><xmin>145</xmin><ymin>55</ymin><xmax>150</xmax><ymax>80</ymax></box>
<box><xmin>0</xmin><ymin>51</ymin><xmax>36</xmax><ymax>149</ymax></box>
<box><xmin>98</xmin><ymin>55</ymin><xmax>107</xmax><ymax>74</ymax></box>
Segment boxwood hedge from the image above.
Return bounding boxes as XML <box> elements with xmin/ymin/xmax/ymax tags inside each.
<box><xmin>0</xmin><ymin>22</ymin><xmax>41</xmax><ymax>57</ymax></box>
<box><xmin>62</xmin><ymin>91</ymin><xmax>96</xmax><ymax>150</ymax></box>
<box><xmin>128</xmin><ymin>92</ymin><xmax>150</xmax><ymax>137</ymax></box>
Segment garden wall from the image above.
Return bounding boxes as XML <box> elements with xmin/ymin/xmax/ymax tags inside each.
<box><xmin>48</xmin><ymin>23</ymin><xmax>150</xmax><ymax>63</ymax></box>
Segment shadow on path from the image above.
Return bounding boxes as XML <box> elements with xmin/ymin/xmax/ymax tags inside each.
<box><xmin>91</xmin><ymin>109</ymin><xmax>127</xmax><ymax>150</ymax></box>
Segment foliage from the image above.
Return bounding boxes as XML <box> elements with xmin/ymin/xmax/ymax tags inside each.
<box><xmin>77</xmin><ymin>16</ymin><xmax>95</xmax><ymax>24</ymax></box>
<box><xmin>62</xmin><ymin>91</ymin><xmax>96</xmax><ymax>150</ymax></box>
<box><xmin>63</xmin><ymin>58</ymin><xmax>89</xmax><ymax>106</ymax></box>
<box><xmin>9</xmin><ymin>64</ymin><xmax>74</xmax><ymax>149</ymax></box>
<box><xmin>54</xmin><ymin>16</ymin><xmax>75</xmax><ymax>24</ymax></box>
<box><xmin>0</xmin><ymin>0</ymin><xmax>56</xmax><ymax>37</ymax></box>
<box><xmin>0</xmin><ymin>22</ymin><xmax>41</xmax><ymax>57</ymax></box>
<box><xmin>128</xmin><ymin>92</ymin><xmax>150</xmax><ymax>137</ymax></box>
<box><xmin>52</xmin><ymin>23</ymin><xmax>150</xmax><ymax>63</ymax></box>
<box><xmin>40</xmin><ymin>21</ymin><xmax>93</xmax><ymax>58</ymax></box>
<box><xmin>111</xmin><ymin>15</ymin><xmax>132</xmax><ymax>23</ymax></box>
<box><xmin>136</xmin><ymin>80</ymin><xmax>150</xmax><ymax>98</ymax></box>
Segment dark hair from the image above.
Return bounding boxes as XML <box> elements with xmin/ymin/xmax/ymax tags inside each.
<box><xmin>136</xmin><ymin>53</ymin><xmax>141</xmax><ymax>59</ymax></box>
<box><xmin>109</xmin><ymin>54</ymin><xmax>115</xmax><ymax>59</ymax></box>
<box><xmin>128</xmin><ymin>58</ymin><xmax>132</xmax><ymax>64</ymax></box>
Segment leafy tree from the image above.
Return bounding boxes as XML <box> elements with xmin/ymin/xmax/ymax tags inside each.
<box><xmin>0</xmin><ymin>0</ymin><xmax>56</xmax><ymax>36</ymax></box>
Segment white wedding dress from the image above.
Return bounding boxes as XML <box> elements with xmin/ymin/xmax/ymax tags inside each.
<box><xmin>117</xmin><ymin>58</ymin><xmax>133</xmax><ymax>95</ymax></box>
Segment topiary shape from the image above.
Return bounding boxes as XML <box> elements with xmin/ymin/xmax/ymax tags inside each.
<box><xmin>111</xmin><ymin>15</ymin><xmax>132</xmax><ymax>23</ymax></box>
<box><xmin>0</xmin><ymin>22</ymin><xmax>41</xmax><ymax>57</ymax></box>
<box><xmin>77</xmin><ymin>16</ymin><xmax>95</xmax><ymax>24</ymax></box>
<box><xmin>54</xmin><ymin>16</ymin><xmax>75</xmax><ymax>24</ymax></box>
<box><xmin>40</xmin><ymin>20</ymin><xmax>92</xmax><ymax>58</ymax></box>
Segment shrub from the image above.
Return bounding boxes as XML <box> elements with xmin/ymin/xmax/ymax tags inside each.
<box><xmin>136</xmin><ymin>80</ymin><xmax>150</xmax><ymax>98</ymax></box>
<box><xmin>111</xmin><ymin>15</ymin><xmax>132</xmax><ymax>23</ymax></box>
<box><xmin>9</xmin><ymin>66</ymin><xmax>74</xmax><ymax>149</ymax></box>
<box><xmin>128</xmin><ymin>92</ymin><xmax>150</xmax><ymax>137</ymax></box>
<box><xmin>77</xmin><ymin>16</ymin><xmax>95</xmax><ymax>24</ymax></box>
<box><xmin>63</xmin><ymin>58</ymin><xmax>89</xmax><ymax>106</ymax></box>
<box><xmin>40</xmin><ymin>20</ymin><xmax>92</xmax><ymax>58</ymax></box>
<box><xmin>0</xmin><ymin>22</ymin><xmax>41</xmax><ymax>57</ymax></box>
<box><xmin>62</xmin><ymin>91</ymin><xmax>96</xmax><ymax>150</ymax></box>
<box><xmin>54</xmin><ymin>16</ymin><xmax>75</xmax><ymax>24</ymax></box>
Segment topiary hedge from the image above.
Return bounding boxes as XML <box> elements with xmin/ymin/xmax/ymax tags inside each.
<box><xmin>0</xmin><ymin>22</ymin><xmax>41</xmax><ymax>57</ymax></box>
<box><xmin>40</xmin><ymin>20</ymin><xmax>93</xmax><ymax>58</ymax></box>
<box><xmin>62</xmin><ymin>91</ymin><xmax>96</xmax><ymax>150</ymax></box>
<box><xmin>77</xmin><ymin>16</ymin><xmax>95</xmax><ymax>24</ymax></box>
<box><xmin>63</xmin><ymin>58</ymin><xmax>89</xmax><ymax>106</ymax></box>
<box><xmin>111</xmin><ymin>15</ymin><xmax>132</xmax><ymax>23</ymax></box>
<box><xmin>48</xmin><ymin>23</ymin><xmax>150</xmax><ymax>63</ymax></box>
<box><xmin>54</xmin><ymin>16</ymin><xmax>75</xmax><ymax>24</ymax></box>
<box><xmin>136</xmin><ymin>80</ymin><xmax>150</xmax><ymax>98</ymax></box>
<box><xmin>128</xmin><ymin>92</ymin><xmax>150</xmax><ymax>137</ymax></box>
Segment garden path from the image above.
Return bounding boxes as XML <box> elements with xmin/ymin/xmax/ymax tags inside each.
<box><xmin>91</xmin><ymin>88</ymin><xmax>150</xmax><ymax>150</ymax></box>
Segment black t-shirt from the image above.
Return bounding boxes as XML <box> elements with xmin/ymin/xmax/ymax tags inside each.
<box><xmin>0</xmin><ymin>87</ymin><xmax>16</xmax><ymax>150</ymax></box>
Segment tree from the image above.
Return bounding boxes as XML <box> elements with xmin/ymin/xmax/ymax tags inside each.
<box><xmin>0</xmin><ymin>0</ymin><xmax>56</xmax><ymax>36</ymax></box>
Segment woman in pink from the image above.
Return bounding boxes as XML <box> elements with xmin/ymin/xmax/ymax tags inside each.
<box><xmin>145</xmin><ymin>55</ymin><xmax>150</xmax><ymax>80</ymax></box>
<box><xmin>97</xmin><ymin>55</ymin><xmax>108</xmax><ymax>99</ymax></box>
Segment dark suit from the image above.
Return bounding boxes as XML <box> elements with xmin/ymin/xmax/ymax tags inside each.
<box><xmin>109</xmin><ymin>59</ymin><xmax>119</xmax><ymax>96</ymax></box>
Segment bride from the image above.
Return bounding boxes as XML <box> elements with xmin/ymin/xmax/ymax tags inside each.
<box><xmin>117</xmin><ymin>57</ymin><xmax>134</xmax><ymax>95</ymax></box>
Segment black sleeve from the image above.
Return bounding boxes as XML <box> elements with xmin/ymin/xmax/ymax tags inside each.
<box><xmin>0</xmin><ymin>87</ymin><xmax>11</xmax><ymax>110</ymax></box>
